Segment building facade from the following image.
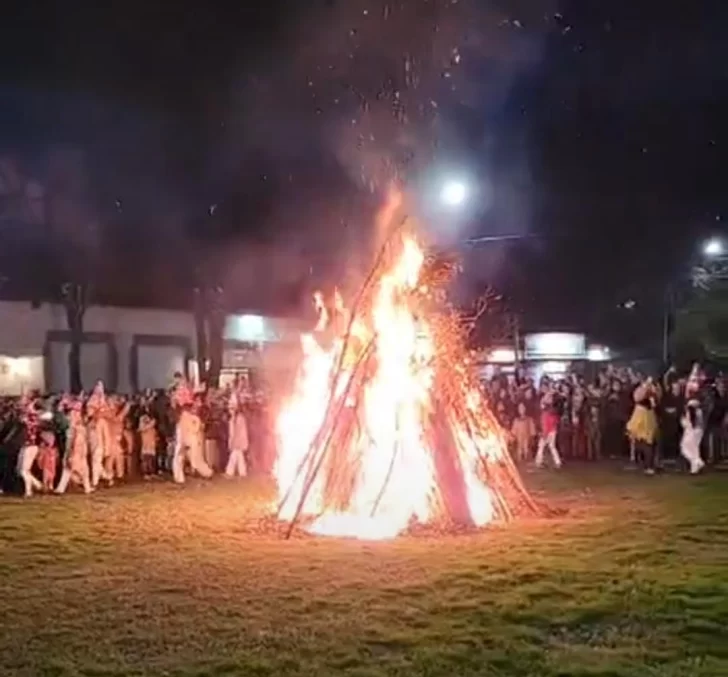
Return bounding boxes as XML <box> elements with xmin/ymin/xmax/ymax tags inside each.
<box><xmin>0</xmin><ymin>301</ymin><xmax>307</xmax><ymax>395</ymax></box>
<box><xmin>474</xmin><ymin>332</ymin><xmax>611</xmax><ymax>382</ymax></box>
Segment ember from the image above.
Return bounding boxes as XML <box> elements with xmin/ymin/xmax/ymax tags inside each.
<box><xmin>274</xmin><ymin>191</ymin><xmax>539</xmax><ymax>540</ymax></box>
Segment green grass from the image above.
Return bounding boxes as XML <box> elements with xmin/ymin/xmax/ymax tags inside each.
<box><xmin>2</xmin><ymin>468</ymin><xmax>728</xmax><ymax>677</ymax></box>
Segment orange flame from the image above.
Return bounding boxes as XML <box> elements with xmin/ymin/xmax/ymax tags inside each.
<box><xmin>274</xmin><ymin>197</ymin><xmax>511</xmax><ymax>540</ymax></box>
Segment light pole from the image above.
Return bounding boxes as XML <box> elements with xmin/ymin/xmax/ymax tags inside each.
<box><xmin>662</xmin><ymin>286</ymin><xmax>673</xmax><ymax>366</ymax></box>
<box><xmin>463</xmin><ymin>233</ymin><xmax>535</xmax><ymax>247</ymax></box>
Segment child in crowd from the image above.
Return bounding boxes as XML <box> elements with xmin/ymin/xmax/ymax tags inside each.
<box><xmin>37</xmin><ymin>428</ymin><xmax>59</xmax><ymax>491</ymax></box>
<box><xmin>123</xmin><ymin>417</ymin><xmax>136</xmax><ymax>478</ymax></box>
<box><xmin>511</xmin><ymin>401</ymin><xmax>536</xmax><ymax>462</ymax></box>
<box><xmin>585</xmin><ymin>399</ymin><xmax>602</xmax><ymax>460</ymax></box>
<box><xmin>225</xmin><ymin>393</ymin><xmax>249</xmax><ymax>478</ymax></box>
<box><xmin>138</xmin><ymin>412</ymin><xmax>157</xmax><ymax>480</ymax></box>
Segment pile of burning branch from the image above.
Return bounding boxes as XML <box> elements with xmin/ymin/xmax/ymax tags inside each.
<box><xmin>274</xmin><ymin>193</ymin><xmax>541</xmax><ymax>540</ymax></box>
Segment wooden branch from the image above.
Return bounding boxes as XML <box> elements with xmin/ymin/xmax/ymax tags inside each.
<box><xmin>282</xmin><ymin>340</ymin><xmax>376</xmax><ymax>539</ymax></box>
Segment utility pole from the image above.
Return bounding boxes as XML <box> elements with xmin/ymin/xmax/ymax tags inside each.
<box><xmin>662</xmin><ymin>284</ymin><xmax>672</xmax><ymax>366</ymax></box>
<box><xmin>463</xmin><ymin>233</ymin><xmax>534</xmax><ymax>248</ymax></box>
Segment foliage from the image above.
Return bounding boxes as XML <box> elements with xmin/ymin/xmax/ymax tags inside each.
<box><xmin>674</xmin><ymin>281</ymin><xmax>728</xmax><ymax>364</ymax></box>
<box><xmin>0</xmin><ymin>156</ymin><xmax>45</xmax><ymax>227</ymax></box>
<box><xmin>1</xmin><ymin>469</ymin><xmax>727</xmax><ymax>676</ymax></box>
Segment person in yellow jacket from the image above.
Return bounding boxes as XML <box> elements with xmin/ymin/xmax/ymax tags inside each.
<box><xmin>626</xmin><ymin>378</ymin><xmax>659</xmax><ymax>474</ymax></box>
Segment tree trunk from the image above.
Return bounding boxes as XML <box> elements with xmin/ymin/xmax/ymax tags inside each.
<box><xmin>63</xmin><ymin>282</ymin><xmax>88</xmax><ymax>394</ymax></box>
<box><xmin>207</xmin><ymin>313</ymin><xmax>224</xmax><ymax>388</ymax></box>
<box><xmin>194</xmin><ymin>302</ymin><xmax>208</xmax><ymax>385</ymax></box>
<box><xmin>68</xmin><ymin>331</ymin><xmax>83</xmax><ymax>394</ymax></box>
<box><xmin>205</xmin><ymin>286</ymin><xmax>225</xmax><ymax>388</ymax></box>
<box><xmin>64</xmin><ymin>303</ymin><xmax>83</xmax><ymax>394</ymax></box>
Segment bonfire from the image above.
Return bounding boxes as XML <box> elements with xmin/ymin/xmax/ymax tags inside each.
<box><xmin>274</xmin><ymin>191</ymin><xmax>539</xmax><ymax>540</ymax></box>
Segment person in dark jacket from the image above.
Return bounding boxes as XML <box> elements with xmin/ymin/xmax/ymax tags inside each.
<box><xmin>659</xmin><ymin>380</ymin><xmax>684</xmax><ymax>462</ymax></box>
<box><xmin>706</xmin><ymin>379</ymin><xmax>727</xmax><ymax>463</ymax></box>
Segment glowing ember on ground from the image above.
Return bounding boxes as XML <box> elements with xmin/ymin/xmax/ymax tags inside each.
<box><xmin>274</xmin><ymin>192</ymin><xmax>539</xmax><ymax>540</ymax></box>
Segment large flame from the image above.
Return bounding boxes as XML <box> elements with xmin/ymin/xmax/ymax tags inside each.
<box><xmin>274</xmin><ymin>196</ymin><xmax>529</xmax><ymax>540</ymax></box>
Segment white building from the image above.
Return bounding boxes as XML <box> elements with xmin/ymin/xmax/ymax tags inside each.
<box><xmin>474</xmin><ymin>332</ymin><xmax>611</xmax><ymax>382</ymax></box>
<box><xmin>0</xmin><ymin>301</ymin><xmax>306</xmax><ymax>395</ymax></box>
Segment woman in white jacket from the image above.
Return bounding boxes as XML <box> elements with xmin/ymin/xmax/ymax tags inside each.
<box><xmin>681</xmin><ymin>399</ymin><xmax>705</xmax><ymax>474</ymax></box>
<box><xmin>16</xmin><ymin>395</ymin><xmax>42</xmax><ymax>497</ymax></box>
<box><xmin>55</xmin><ymin>402</ymin><xmax>93</xmax><ymax>494</ymax></box>
<box><xmin>225</xmin><ymin>393</ymin><xmax>249</xmax><ymax>478</ymax></box>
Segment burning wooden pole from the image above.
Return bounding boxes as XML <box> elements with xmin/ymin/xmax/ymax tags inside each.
<box><xmin>281</xmin><ymin>340</ymin><xmax>375</xmax><ymax>539</ymax></box>
<box><xmin>273</xmin><ymin>191</ymin><xmax>544</xmax><ymax>539</ymax></box>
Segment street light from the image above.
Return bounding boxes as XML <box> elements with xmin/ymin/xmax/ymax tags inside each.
<box><xmin>440</xmin><ymin>179</ymin><xmax>467</xmax><ymax>207</ymax></box>
<box><xmin>703</xmin><ymin>237</ymin><xmax>725</xmax><ymax>258</ymax></box>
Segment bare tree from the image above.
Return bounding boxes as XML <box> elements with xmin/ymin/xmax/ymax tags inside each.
<box><xmin>61</xmin><ymin>281</ymin><xmax>92</xmax><ymax>393</ymax></box>
<box><xmin>45</xmin><ymin>146</ymin><xmax>100</xmax><ymax>392</ymax></box>
<box><xmin>193</xmin><ymin>261</ymin><xmax>226</xmax><ymax>388</ymax></box>
<box><xmin>0</xmin><ymin>156</ymin><xmax>24</xmax><ymax>224</ymax></box>
<box><xmin>193</xmin><ymin>286</ymin><xmax>209</xmax><ymax>385</ymax></box>
<box><xmin>0</xmin><ymin>156</ymin><xmax>45</xmax><ymax>228</ymax></box>
<box><xmin>46</xmin><ymin>146</ymin><xmax>99</xmax><ymax>250</ymax></box>
<box><xmin>207</xmin><ymin>286</ymin><xmax>226</xmax><ymax>388</ymax></box>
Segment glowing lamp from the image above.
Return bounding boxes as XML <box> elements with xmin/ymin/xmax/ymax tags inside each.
<box><xmin>587</xmin><ymin>346</ymin><xmax>610</xmax><ymax>362</ymax></box>
<box><xmin>488</xmin><ymin>348</ymin><xmax>516</xmax><ymax>363</ymax></box>
<box><xmin>704</xmin><ymin>238</ymin><xmax>725</xmax><ymax>258</ymax></box>
<box><xmin>440</xmin><ymin>180</ymin><xmax>467</xmax><ymax>207</ymax></box>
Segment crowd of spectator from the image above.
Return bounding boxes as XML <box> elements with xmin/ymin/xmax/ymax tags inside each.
<box><xmin>483</xmin><ymin>363</ymin><xmax>726</xmax><ymax>474</ymax></box>
<box><xmin>0</xmin><ymin>374</ymin><xmax>274</xmax><ymax>496</ymax></box>
<box><xmin>1</xmin><ymin>361</ymin><xmax>723</xmax><ymax>497</ymax></box>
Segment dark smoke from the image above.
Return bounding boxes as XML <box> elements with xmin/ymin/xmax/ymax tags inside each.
<box><xmin>209</xmin><ymin>0</ymin><xmax>558</xmax><ymax>302</ymax></box>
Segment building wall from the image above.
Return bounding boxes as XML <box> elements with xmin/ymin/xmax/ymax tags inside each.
<box><xmin>223</xmin><ymin>314</ymin><xmax>309</xmax><ymax>382</ymax></box>
<box><xmin>0</xmin><ymin>302</ymin><xmax>308</xmax><ymax>394</ymax></box>
<box><xmin>0</xmin><ymin>356</ymin><xmax>44</xmax><ymax>396</ymax></box>
<box><xmin>0</xmin><ymin>301</ymin><xmax>197</xmax><ymax>394</ymax></box>
<box><xmin>46</xmin><ymin>338</ymin><xmax>112</xmax><ymax>393</ymax></box>
<box><xmin>135</xmin><ymin>344</ymin><xmax>187</xmax><ymax>391</ymax></box>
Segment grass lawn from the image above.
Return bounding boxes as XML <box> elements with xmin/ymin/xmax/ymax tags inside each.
<box><xmin>1</xmin><ymin>468</ymin><xmax>728</xmax><ymax>677</ymax></box>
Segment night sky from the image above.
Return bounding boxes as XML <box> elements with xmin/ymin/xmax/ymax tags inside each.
<box><xmin>0</xmin><ymin>1</ymin><xmax>726</xmax><ymax>352</ymax></box>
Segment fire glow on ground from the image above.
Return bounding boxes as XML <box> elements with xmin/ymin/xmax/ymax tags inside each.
<box><xmin>1</xmin><ymin>470</ymin><xmax>727</xmax><ymax>676</ymax></box>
